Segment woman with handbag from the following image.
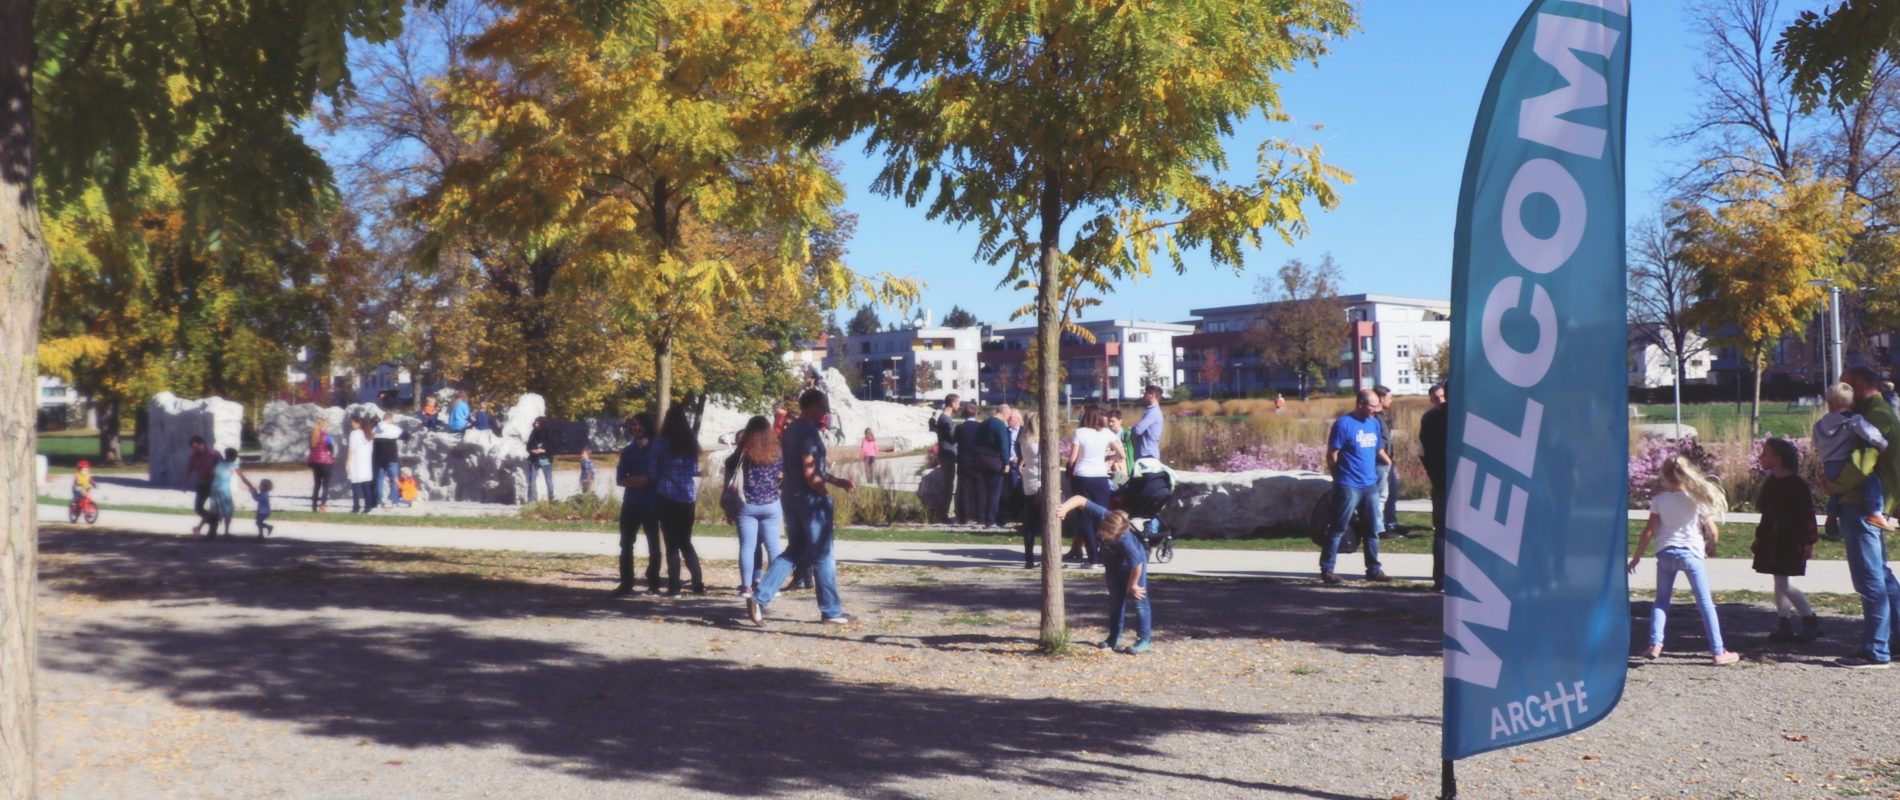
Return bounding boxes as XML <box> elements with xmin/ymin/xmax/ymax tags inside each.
<box><xmin>307</xmin><ymin>417</ymin><xmax>336</xmax><ymax>513</ymax></box>
<box><xmin>723</xmin><ymin>416</ymin><xmax>784</xmax><ymax>597</ymax></box>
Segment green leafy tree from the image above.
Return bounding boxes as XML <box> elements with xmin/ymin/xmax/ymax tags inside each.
<box><xmin>1248</xmin><ymin>255</ymin><xmax>1346</xmax><ymax>398</ymax></box>
<box><xmin>847</xmin><ymin>306</ymin><xmax>884</xmax><ymax>336</ymax></box>
<box><xmin>912</xmin><ymin>358</ymin><xmax>941</xmax><ymax>396</ymax></box>
<box><xmin>941</xmin><ymin>305</ymin><xmax>979</xmax><ymax>328</ymax></box>
<box><xmin>1779</xmin><ymin>0</ymin><xmax>1900</xmax><ymax>109</ymax></box>
<box><xmin>814</xmin><ymin>0</ymin><xmax>1355</xmax><ymax>646</ymax></box>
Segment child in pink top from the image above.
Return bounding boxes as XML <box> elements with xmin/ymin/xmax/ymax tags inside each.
<box><xmin>860</xmin><ymin>429</ymin><xmax>882</xmax><ymax>479</ymax></box>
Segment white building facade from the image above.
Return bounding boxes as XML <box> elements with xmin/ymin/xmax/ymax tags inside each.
<box><xmin>828</xmin><ymin>325</ymin><xmax>984</xmax><ymax>402</ymax></box>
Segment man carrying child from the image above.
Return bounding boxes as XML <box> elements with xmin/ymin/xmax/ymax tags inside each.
<box><xmin>1825</xmin><ymin>366</ymin><xmax>1900</xmax><ymax>669</ymax></box>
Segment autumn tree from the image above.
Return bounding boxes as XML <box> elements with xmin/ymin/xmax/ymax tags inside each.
<box><xmin>430</xmin><ymin>0</ymin><xmax>913</xmax><ymax>425</ymax></box>
<box><xmin>1139</xmin><ymin>354</ymin><xmax>1165</xmax><ymax>392</ymax></box>
<box><xmin>1249</xmin><ymin>255</ymin><xmax>1347</xmax><ymax>398</ymax></box>
<box><xmin>912</xmin><ymin>359</ymin><xmax>941</xmax><ymax>396</ymax></box>
<box><xmin>1678</xmin><ymin>166</ymin><xmax>1865</xmax><ymax>437</ymax></box>
<box><xmin>814</xmin><ymin>0</ymin><xmax>1353</xmax><ymax>648</ymax></box>
<box><xmin>941</xmin><ymin>305</ymin><xmax>979</xmax><ymax>328</ymax></box>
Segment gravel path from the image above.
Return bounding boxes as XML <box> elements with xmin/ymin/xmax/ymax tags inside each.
<box><xmin>33</xmin><ymin>525</ymin><xmax>1900</xmax><ymax>799</ymax></box>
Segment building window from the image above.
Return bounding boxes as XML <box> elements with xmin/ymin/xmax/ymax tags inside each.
<box><xmin>1396</xmin><ymin>342</ymin><xmax>1411</xmax><ymax>359</ymax></box>
<box><xmin>1128</xmin><ymin>332</ymin><xmax>1147</xmax><ymax>343</ymax></box>
<box><xmin>1397</xmin><ymin>369</ymin><xmax>1412</xmax><ymax>385</ymax></box>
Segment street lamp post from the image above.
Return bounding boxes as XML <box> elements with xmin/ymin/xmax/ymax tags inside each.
<box><xmin>1807</xmin><ymin>278</ymin><xmax>1844</xmax><ymax>387</ymax></box>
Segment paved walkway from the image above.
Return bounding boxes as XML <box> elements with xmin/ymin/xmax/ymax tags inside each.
<box><xmin>39</xmin><ymin>505</ymin><xmax>1871</xmax><ymax>595</ymax></box>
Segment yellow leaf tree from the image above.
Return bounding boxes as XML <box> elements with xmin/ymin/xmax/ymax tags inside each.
<box><xmin>1677</xmin><ymin>164</ymin><xmax>1866</xmax><ymax>438</ymax></box>
<box><xmin>428</xmin><ymin>0</ymin><xmax>915</xmax><ymax>423</ymax></box>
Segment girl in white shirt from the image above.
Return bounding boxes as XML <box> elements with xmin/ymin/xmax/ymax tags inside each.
<box><xmin>346</xmin><ymin>417</ymin><xmax>376</xmax><ymax>514</ymax></box>
<box><xmin>1629</xmin><ymin>455</ymin><xmax>1740</xmax><ymax>665</ymax></box>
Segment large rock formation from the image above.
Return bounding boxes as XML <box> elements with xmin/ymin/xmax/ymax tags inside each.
<box><xmin>691</xmin><ymin>369</ymin><xmax>937</xmax><ymax>453</ymax></box>
<box><xmin>1160</xmin><ymin>469</ymin><xmax>1334</xmax><ymax>540</ymax></box>
<box><xmin>259</xmin><ymin>402</ymin><xmax>348</xmax><ymax>464</ymax></box>
<box><xmin>499</xmin><ymin>393</ymin><xmax>546</xmax><ymax>441</ymax></box>
<box><xmin>147</xmin><ymin>393</ymin><xmax>245</xmax><ymax>487</ymax></box>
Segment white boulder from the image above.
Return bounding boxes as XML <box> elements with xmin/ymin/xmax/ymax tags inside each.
<box><xmin>499</xmin><ymin>393</ymin><xmax>547</xmax><ymax>441</ymax></box>
<box><xmin>146</xmin><ymin>393</ymin><xmax>244</xmax><ymax>487</ymax></box>
<box><xmin>1635</xmin><ymin>422</ymin><xmax>1698</xmax><ymax>440</ymax></box>
<box><xmin>259</xmin><ymin>402</ymin><xmax>348</xmax><ymax>464</ymax></box>
<box><xmin>1159</xmin><ymin>469</ymin><xmax>1335</xmax><ymax>540</ymax></box>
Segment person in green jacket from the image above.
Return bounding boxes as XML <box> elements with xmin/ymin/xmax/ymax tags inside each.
<box><xmin>1825</xmin><ymin>366</ymin><xmax>1900</xmax><ymax>668</ymax></box>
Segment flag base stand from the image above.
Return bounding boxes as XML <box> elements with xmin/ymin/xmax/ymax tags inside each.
<box><xmin>1439</xmin><ymin>759</ymin><xmax>1457</xmax><ymax>800</ymax></box>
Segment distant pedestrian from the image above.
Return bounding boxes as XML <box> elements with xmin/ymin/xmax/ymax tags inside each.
<box><xmin>1751</xmin><ymin>437</ymin><xmax>1821</xmax><ymax>642</ymax></box>
<box><xmin>372</xmin><ymin>412</ymin><xmax>402</xmax><ymax>511</ymax></box>
<box><xmin>859</xmin><ymin>428</ymin><xmax>882</xmax><ymax>478</ymax></box>
<box><xmin>1274</xmin><ymin>393</ymin><xmax>1286</xmax><ymax>413</ymax></box>
<box><xmin>447</xmin><ymin>392</ymin><xmax>472</xmax><ymax>435</ymax></box>
<box><xmin>1629</xmin><ymin>455</ymin><xmax>1740</xmax><ymax>665</ymax></box>
<box><xmin>725</xmin><ymin>416</ymin><xmax>784</xmax><ymax>597</ymax></box>
<box><xmin>934</xmin><ymin>394</ymin><xmax>963</xmax><ymax>521</ymax></box>
<box><xmin>252</xmin><ymin>478</ymin><xmax>275</xmax><ymax>537</ymax></box>
<box><xmin>524</xmin><ymin>417</ymin><xmax>554</xmax><ymax>503</ymax></box>
<box><xmin>978</xmin><ymin>405</ymin><xmax>1010</xmax><ymax>526</ymax></box>
<box><xmin>1319</xmin><ymin>389</ymin><xmax>1390</xmax><ymax>584</ymax></box>
<box><xmin>1131</xmin><ymin>385</ymin><xmax>1165</xmax><ymax>461</ymax></box>
<box><xmin>746</xmin><ymin>388</ymin><xmax>859</xmax><ymax>627</ymax></box>
<box><xmin>209</xmin><ymin>447</ymin><xmax>255</xmax><ymax>539</ymax></box>
<box><xmin>472</xmin><ymin>401</ymin><xmax>495</xmax><ymax>432</ymax></box>
<box><xmin>347</xmin><ymin>417</ymin><xmax>375</xmax><ymax>514</ymax></box>
<box><xmin>418</xmin><ymin>396</ymin><xmax>444</xmax><ymax>432</ymax></box>
<box><xmin>182</xmin><ymin>435</ymin><xmax>220</xmax><ymax>536</ymax></box>
<box><xmin>1017</xmin><ymin>412</ymin><xmax>1047</xmax><ymax>569</ymax></box>
<box><xmin>397</xmin><ymin>467</ymin><xmax>420</xmax><ymax>507</ymax></box>
<box><xmin>306</xmin><ymin>418</ymin><xmax>335</xmax><ymax>513</ymax></box>
<box><xmin>651</xmin><ymin>404</ymin><xmax>705</xmax><ymax>596</ymax></box>
<box><xmin>953</xmin><ymin>405</ymin><xmax>982</xmax><ymax>525</ymax></box>
<box><xmin>1419</xmin><ymin>384</ymin><xmax>1449</xmax><ymax>592</ymax></box>
<box><xmin>1371</xmin><ymin>385</ymin><xmax>1399</xmax><ymax>535</ymax></box>
<box><xmin>1065</xmin><ymin>406</ymin><xmax>1121</xmax><ymax>566</ymax></box>
<box><xmin>579</xmin><ymin>446</ymin><xmax>597</xmax><ymax>496</ymax></box>
<box><xmin>612</xmin><ymin>413</ymin><xmax>661</xmax><ymax>596</ymax></box>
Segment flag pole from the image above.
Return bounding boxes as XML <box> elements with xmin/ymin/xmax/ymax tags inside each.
<box><xmin>1439</xmin><ymin>759</ymin><xmax>1457</xmax><ymax>800</ymax></box>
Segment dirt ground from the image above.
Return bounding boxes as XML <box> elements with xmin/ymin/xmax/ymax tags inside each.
<box><xmin>32</xmin><ymin>525</ymin><xmax>1900</xmax><ymax>799</ymax></box>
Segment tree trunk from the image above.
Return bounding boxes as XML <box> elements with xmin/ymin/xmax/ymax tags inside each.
<box><xmin>654</xmin><ymin>330</ymin><xmax>673</xmax><ymax>427</ymax></box>
<box><xmin>1035</xmin><ymin>167</ymin><xmax>1067</xmax><ymax>651</ymax></box>
<box><xmin>0</xmin><ymin>0</ymin><xmax>46</xmax><ymax>792</ymax></box>
<box><xmin>97</xmin><ymin>397</ymin><xmax>121</xmax><ymax>465</ymax></box>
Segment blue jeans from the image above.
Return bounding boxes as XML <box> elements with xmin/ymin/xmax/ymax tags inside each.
<box><xmin>378</xmin><ymin>462</ymin><xmax>401</xmax><ymax>507</ymax></box>
<box><xmin>526</xmin><ymin>460</ymin><xmax>555</xmax><ymax>503</ymax></box>
<box><xmin>754</xmin><ymin>493</ymin><xmax>843</xmax><ymax>618</ymax></box>
<box><xmin>1649</xmin><ymin>545</ymin><xmax>1727</xmax><ymax>655</ymax></box>
<box><xmin>1320</xmin><ymin>482</ymin><xmax>1384</xmax><ymax>576</ymax></box>
<box><xmin>1839</xmin><ymin>503</ymin><xmax>1900</xmax><ymax>662</ymax></box>
<box><xmin>736</xmin><ymin>501</ymin><xmax>784</xmax><ymax>590</ymax></box>
<box><xmin>1105</xmin><ymin>566</ymin><xmax>1151</xmax><ymax>646</ymax></box>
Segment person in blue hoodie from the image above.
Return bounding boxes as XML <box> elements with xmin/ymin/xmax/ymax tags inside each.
<box><xmin>613</xmin><ymin>413</ymin><xmax>661</xmax><ymax>595</ymax></box>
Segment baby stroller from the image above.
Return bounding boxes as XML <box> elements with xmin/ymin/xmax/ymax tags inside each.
<box><xmin>1120</xmin><ymin>461</ymin><xmax>1176</xmax><ymax>564</ymax></box>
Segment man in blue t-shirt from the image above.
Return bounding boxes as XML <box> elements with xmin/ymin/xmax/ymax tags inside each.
<box><xmin>747</xmin><ymin>388</ymin><xmax>859</xmax><ymax>626</ymax></box>
<box><xmin>1321</xmin><ymin>388</ymin><xmax>1392</xmax><ymax>584</ymax></box>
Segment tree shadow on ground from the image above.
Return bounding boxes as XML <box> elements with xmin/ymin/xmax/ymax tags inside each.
<box><xmin>40</xmin><ymin>614</ymin><xmax>1403</xmax><ymax>799</ymax></box>
<box><xmin>42</xmin><ymin>528</ymin><xmax>1451</xmax><ymax>660</ymax></box>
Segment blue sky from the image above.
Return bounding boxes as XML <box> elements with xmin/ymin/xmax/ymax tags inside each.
<box><xmin>832</xmin><ymin>2</ymin><xmax>1708</xmax><ymax>328</ymax></box>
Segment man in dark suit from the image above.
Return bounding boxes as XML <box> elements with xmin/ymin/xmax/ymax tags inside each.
<box><xmin>1419</xmin><ymin>383</ymin><xmax>1450</xmax><ymax>592</ymax></box>
<box><xmin>953</xmin><ymin>405</ymin><xmax>982</xmax><ymax>526</ymax></box>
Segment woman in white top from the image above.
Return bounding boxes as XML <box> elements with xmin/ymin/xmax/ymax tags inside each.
<box><xmin>1064</xmin><ymin>407</ymin><xmax>1122</xmax><ymax>566</ymax></box>
<box><xmin>346</xmin><ymin>417</ymin><xmax>376</xmax><ymax>514</ymax></box>
<box><xmin>1628</xmin><ymin>455</ymin><xmax>1740</xmax><ymax>665</ymax></box>
<box><xmin>1019</xmin><ymin>413</ymin><xmax>1045</xmax><ymax>569</ymax></box>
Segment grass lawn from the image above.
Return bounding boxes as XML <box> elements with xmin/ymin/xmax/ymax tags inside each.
<box><xmin>37</xmin><ymin>429</ymin><xmax>140</xmax><ymax>469</ymax></box>
<box><xmin>1635</xmin><ymin>402</ymin><xmax>1823</xmax><ymax>439</ymax></box>
<box><xmin>38</xmin><ymin>499</ymin><xmax>1840</xmax><ymax>561</ymax></box>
